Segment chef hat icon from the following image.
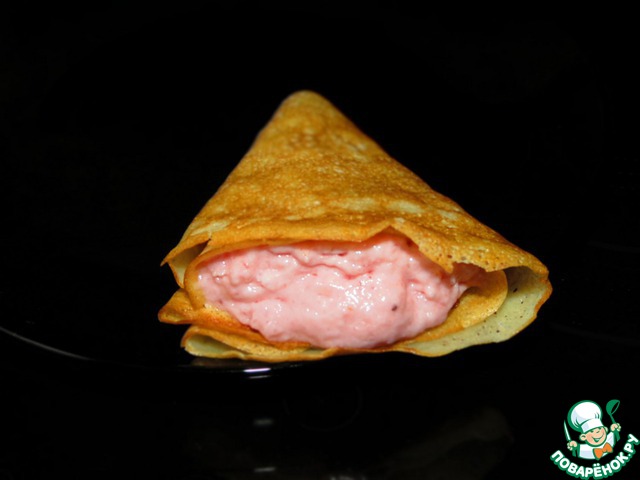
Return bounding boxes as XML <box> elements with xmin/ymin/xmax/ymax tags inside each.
<box><xmin>568</xmin><ymin>400</ymin><xmax>605</xmax><ymax>434</ymax></box>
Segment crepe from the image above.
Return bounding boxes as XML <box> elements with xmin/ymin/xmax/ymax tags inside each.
<box><xmin>159</xmin><ymin>90</ymin><xmax>552</xmax><ymax>362</ymax></box>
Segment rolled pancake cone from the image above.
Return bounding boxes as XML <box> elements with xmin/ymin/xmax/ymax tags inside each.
<box><xmin>159</xmin><ymin>91</ymin><xmax>552</xmax><ymax>362</ymax></box>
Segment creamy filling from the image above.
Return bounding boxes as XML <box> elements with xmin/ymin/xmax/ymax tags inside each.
<box><xmin>196</xmin><ymin>233</ymin><xmax>479</xmax><ymax>349</ymax></box>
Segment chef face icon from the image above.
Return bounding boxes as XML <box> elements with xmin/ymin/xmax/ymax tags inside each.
<box><xmin>582</xmin><ymin>426</ymin><xmax>609</xmax><ymax>447</ymax></box>
<box><xmin>570</xmin><ymin>401</ymin><xmax>609</xmax><ymax>445</ymax></box>
<box><xmin>565</xmin><ymin>400</ymin><xmax>622</xmax><ymax>460</ymax></box>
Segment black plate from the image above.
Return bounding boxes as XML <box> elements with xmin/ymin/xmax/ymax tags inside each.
<box><xmin>3</xmin><ymin>5</ymin><xmax>640</xmax><ymax>479</ymax></box>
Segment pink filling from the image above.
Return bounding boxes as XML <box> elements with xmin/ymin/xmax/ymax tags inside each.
<box><xmin>196</xmin><ymin>234</ymin><xmax>478</xmax><ymax>349</ymax></box>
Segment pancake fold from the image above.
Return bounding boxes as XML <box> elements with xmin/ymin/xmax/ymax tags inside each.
<box><xmin>159</xmin><ymin>90</ymin><xmax>552</xmax><ymax>362</ymax></box>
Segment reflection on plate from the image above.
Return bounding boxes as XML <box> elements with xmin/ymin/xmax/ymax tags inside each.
<box><xmin>189</xmin><ymin>356</ymin><xmax>305</xmax><ymax>377</ymax></box>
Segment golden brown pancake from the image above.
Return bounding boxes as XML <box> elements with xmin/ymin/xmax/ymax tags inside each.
<box><xmin>158</xmin><ymin>91</ymin><xmax>552</xmax><ymax>362</ymax></box>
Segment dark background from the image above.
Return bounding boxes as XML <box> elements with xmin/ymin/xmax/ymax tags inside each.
<box><xmin>2</xmin><ymin>4</ymin><xmax>639</xmax><ymax>479</ymax></box>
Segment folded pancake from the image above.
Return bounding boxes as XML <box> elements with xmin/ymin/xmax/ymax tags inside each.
<box><xmin>159</xmin><ymin>90</ymin><xmax>552</xmax><ymax>362</ymax></box>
